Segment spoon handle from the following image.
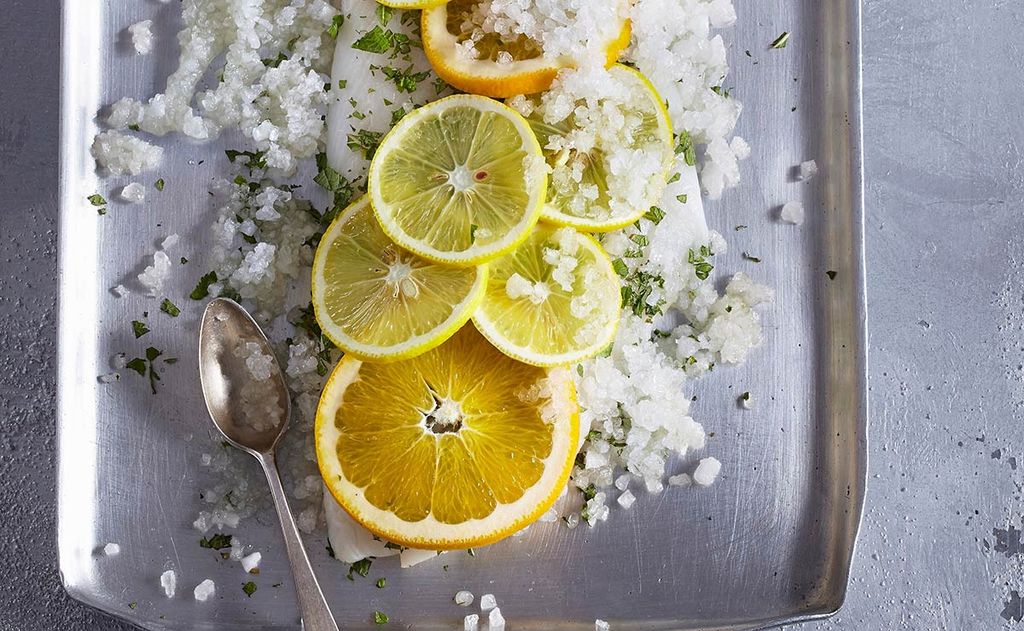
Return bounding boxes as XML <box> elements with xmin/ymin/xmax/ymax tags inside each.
<box><xmin>258</xmin><ymin>452</ymin><xmax>340</xmax><ymax>631</ymax></box>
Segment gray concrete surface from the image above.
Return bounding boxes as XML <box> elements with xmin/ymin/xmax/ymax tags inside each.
<box><xmin>1</xmin><ymin>1</ymin><xmax>1022</xmax><ymax>629</ymax></box>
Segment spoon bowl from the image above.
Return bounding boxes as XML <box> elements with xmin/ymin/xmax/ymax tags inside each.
<box><xmin>199</xmin><ymin>298</ymin><xmax>290</xmax><ymax>454</ymax></box>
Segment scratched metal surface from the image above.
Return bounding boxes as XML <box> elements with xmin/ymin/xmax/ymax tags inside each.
<box><xmin>52</xmin><ymin>0</ymin><xmax>864</xmax><ymax>629</ymax></box>
<box><xmin>1</xmin><ymin>2</ymin><xmax>1021</xmax><ymax>631</ymax></box>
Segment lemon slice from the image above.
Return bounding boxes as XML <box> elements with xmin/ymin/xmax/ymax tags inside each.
<box><xmin>369</xmin><ymin>94</ymin><xmax>547</xmax><ymax>267</ymax></box>
<box><xmin>473</xmin><ymin>224</ymin><xmax>621</xmax><ymax>366</ymax></box>
<box><xmin>311</xmin><ymin>196</ymin><xmax>486</xmax><ymax>362</ymax></box>
<box><xmin>524</xmin><ymin>65</ymin><xmax>674</xmax><ymax>232</ymax></box>
<box><xmin>422</xmin><ymin>0</ymin><xmax>631</xmax><ymax>98</ymax></box>
<box><xmin>316</xmin><ymin>325</ymin><xmax>579</xmax><ymax>549</ymax></box>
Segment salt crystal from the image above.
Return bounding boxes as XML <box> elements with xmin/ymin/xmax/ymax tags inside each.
<box><xmin>241</xmin><ymin>551</ymin><xmax>262</xmax><ymax>573</ymax></box>
<box><xmin>564</xmin><ymin>513</ymin><xmax>580</xmax><ymax>529</ymax></box>
<box><xmin>161</xmin><ymin>234</ymin><xmax>180</xmax><ymax>250</ymax></box>
<box><xmin>780</xmin><ymin>201</ymin><xmax>805</xmax><ymax>225</ymax></box>
<box><xmin>102</xmin><ymin>543</ymin><xmax>120</xmax><ymax>556</ymax></box>
<box><xmin>454</xmin><ymin>590</ymin><xmax>474</xmax><ymax>607</ymax></box>
<box><xmin>740</xmin><ymin>392</ymin><xmax>754</xmax><ymax>409</ymax></box>
<box><xmin>111</xmin><ymin>284</ymin><xmax>130</xmax><ymax>297</ymax></box>
<box><xmin>193</xmin><ymin>579</ymin><xmax>215</xmax><ymax>602</ymax></box>
<box><xmin>464</xmin><ymin>614</ymin><xmax>479</xmax><ymax>631</ymax></box>
<box><xmin>489</xmin><ymin>607</ymin><xmax>505</xmax><ymax>631</ymax></box>
<box><xmin>160</xmin><ymin>569</ymin><xmax>176</xmax><ymax>598</ymax></box>
<box><xmin>799</xmin><ymin>160</ymin><xmax>818</xmax><ymax>181</ymax></box>
<box><xmin>480</xmin><ymin>593</ymin><xmax>497</xmax><ymax>612</ymax></box>
<box><xmin>91</xmin><ymin>131</ymin><xmax>163</xmax><ymax>176</ymax></box>
<box><xmin>137</xmin><ymin>251</ymin><xmax>171</xmax><ymax>296</ymax></box>
<box><xmin>128</xmin><ymin>20</ymin><xmax>154</xmax><ymax>55</ymax></box>
<box><xmin>120</xmin><ymin>183</ymin><xmax>146</xmax><ymax>203</ymax></box>
<box><xmin>97</xmin><ymin>372</ymin><xmax>119</xmax><ymax>384</ymax></box>
<box><xmin>614</xmin><ymin>473</ymin><xmax>631</xmax><ymax>491</ymax></box>
<box><xmin>693</xmin><ymin>457</ymin><xmax>722</xmax><ymax>486</ymax></box>
<box><xmin>538</xmin><ymin>507</ymin><xmax>558</xmax><ymax>522</ymax></box>
<box><xmin>596</xmin><ymin>620</ymin><xmax>610</xmax><ymax>631</ymax></box>
<box><xmin>668</xmin><ymin>474</ymin><xmax>692</xmax><ymax>487</ymax></box>
<box><xmin>616</xmin><ymin>490</ymin><xmax>636</xmax><ymax>509</ymax></box>
<box><xmin>200</xmin><ymin>453</ymin><xmax>212</xmax><ymax>466</ymax></box>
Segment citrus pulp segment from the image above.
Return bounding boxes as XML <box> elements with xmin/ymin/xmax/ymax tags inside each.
<box><xmin>368</xmin><ymin>94</ymin><xmax>548</xmax><ymax>266</ymax></box>
<box><xmin>311</xmin><ymin>196</ymin><xmax>487</xmax><ymax>362</ymax></box>
<box><xmin>315</xmin><ymin>325</ymin><xmax>580</xmax><ymax>549</ymax></box>
<box><xmin>472</xmin><ymin>224</ymin><xmax>622</xmax><ymax>366</ymax></box>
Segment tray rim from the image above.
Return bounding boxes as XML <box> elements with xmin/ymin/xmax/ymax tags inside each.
<box><xmin>54</xmin><ymin>0</ymin><xmax>869</xmax><ymax>629</ymax></box>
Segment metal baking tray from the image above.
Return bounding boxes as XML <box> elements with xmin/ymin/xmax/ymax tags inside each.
<box><xmin>56</xmin><ymin>0</ymin><xmax>867</xmax><ymax>629</ymax></box>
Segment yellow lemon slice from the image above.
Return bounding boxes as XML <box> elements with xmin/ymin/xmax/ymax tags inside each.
<box><xmin>311</xmin><ymin>196</ymin><xmax>487</xmax><ymax>362</ymax></box>
<box><xmin>524</xmin><ymin>64</ymin><xmax>675</xmax><ymax>232</ymax></box>
<box><xmin>368</xmin><ymin>94</ymin><xmax>548</xmax><ymax>267</ymax></box>
<box><xmin>422</xmin><ymin>0</ymin><xmax>632</xmax><ymax>98</ymax></box>
<box><xmin>473</xmin><ymin>224</ymin><xmax>621</xmax><ymax>366</ymax></box>
<box><xmin>316</xmin><ymin>325</ymin><xmax>579</xmax><ymax>549</ymax></box>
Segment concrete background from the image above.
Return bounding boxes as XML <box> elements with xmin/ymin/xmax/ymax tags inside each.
<box><xmin>1</xmin><ymin>1</ymin><xmax>1022</xmax><ymax>629</ymax></box>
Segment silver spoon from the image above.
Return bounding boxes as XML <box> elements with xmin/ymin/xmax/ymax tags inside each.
<box><xmin>199</xmin><ymin>298</ymin><xmax>339</xmax><ymax>631</ymax></box>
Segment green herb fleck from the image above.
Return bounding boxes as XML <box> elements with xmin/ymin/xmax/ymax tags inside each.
<box><xmin>771</xmin><ymin>32</ymin><xmax>791</xmax><ymax>49</ymax></box>
<box><xmin>576</xmin><ymin>364</ymin><xmax>584</xmax><ymax>377</ymax></box>
<box><xmin>666</xmin><ymin>172</ymin><xmax>681</xmax><ymax>184</ymax></box>
<box><xmin>128</xmin><ymin>123</ymin><xmax>141</xmax><ymax>132</ymax></box>
<box><xmin>467</xmin><ymin>548</ymin><xmax>476</xmax><ymax>557</ymax></box>
<box><xmin>189</xmin><ymin>271</ymin><xmax>218</xmax><ymax>300</ymax></box>
<box><xmin>128</xmin><ymin>602</ymin><xmax>137</xmax><ymax>610</ymax></box>
<box><xmin>676</xmin><ymin>193</ymin><xmax>688</xmax><ymax>204</ymax></box>
<box><xmin>87</xmin><ymin>194</ymin><xmax>106</xmax><ymax>206</ymax></box>
<box><xmin>826</xmin><ymin>270</ymin><xmax>837</xmax><ymax>280</ymax></box>
<box><xmin>160</xmin><ymin>299</ymin><xmax>180</xmax><ymax>317</ymax></box>
<box><xmin>131</xmin><ymin>320</ymin><xmax>150</xmax><ymax>338</ymax></box>
<box><xmin>125</xmin><ymin>358</ymin><xmax>147</xmax><ymax>376</ymax></box>
<box><xmin>611</xmin><ymin>258</ymin><xmax>629</xmax><ymax>278</ymax></box>
<box><xmin>710</xmin><ymin>85</ymin><xmax>732</xmax><ymax>98</ymax></box>
<box><xmin>373</xmin><ymin>611</ymin><xmax>388</xmax><ymax>624</ymax></box>
<box><xmin>242</xmin><ymin>581</ymin><xmax>257</xmax><ymax>597</ymax></box>
<box><xmin>581</xmin><ymin>484</ymin><xmax>597</xmax><ymax>501</ymax></box>
<box><xmin>629</xmin><ymin>233</ymin><xmax>649</xmax><ymax>247</ymax></box>
<box><xmin>262</xmin><ymin>52</ymin><xmax>288</xmax><ymax>68</ymax></box>
<box><xmin>352</xmin><ymin>26</ymin><xmax>401</xmax><ymax>56</ymax></box>
<box><xmin>644</xmin><ymin>206</ymin><xmax>665</xmax><ymax>224</ymax></box>
<box><xmin>373</xmin><ymin>64</ymin><xmax>430</xmax><ymax>93</ymax></box>
<box><xmin>314</xmin><ymin>153</ymin><xmax>358</xmax><ymax>216</ymax></box>
<box><xmin>347</xmin><ymin>558</ymin><xmax>372</xmax><ymax>580</ymax></box>
<box><xmin>337</xmin><ymin>79</ymin><xmax>348</xmax><ymax>89</ymax></box>
<box><xmin>180</xmin><ymin>257</ymin><xmax>189</xmax><ymax>264</ymax></box>
<box><xmin>327</xmin><ymin>14</ymin><xmax>344</xmax><ymax>38</ymax></box>
<box><xmin>154</xmin><ymin>178</ymin><xmax>165</xmax><ymax>191</ymax></box>
<box><xmin>199</xmin><ymin>533</ymin><xmax>233</xmax><ymax>550</ymax></box>
<box><xmin>376</xmin><ymin>578</ymin><xmax>386</xmax><ymax>589</ymax></box>
<box><xmin>734</xmin><ymin>224</ymin><xmax>748</xmax><ymax>231</ymax></box>
<box><xmin>740</xmin><ymin>391</ymin><xmax>750</xmax><ymax>402</ymax></box>
<box><xmin>376</xmin><ymin>3</ymin><xmax>393</xmax><ymax>25</ymax></box>
<box><xmin>96</xmin><ymin>207</ymin><xmax>107</xmax><ymax>215</ymax></box>
<box><xmin>469</xmin><ymin>224</ymin><xmax>478</xmax><ymax>243</ymax></box>
<box><xmin>742</xmin><ymin>252</ymin><xmax>762</xmax><ymax>263</ymax></box>
<box><xmin>675</xmin><ymin>130</ymin><xmax>696</xmax><ymax>167</ymax></box>
<box><xmin>688</xmin><ymin>246</ymin><xmax>714</xmax><ymax>281</ymax></box>
<box><xmin>346</xmin><ymin>129</ymin><xmax>384</xmax><ymax>159</ymax></box>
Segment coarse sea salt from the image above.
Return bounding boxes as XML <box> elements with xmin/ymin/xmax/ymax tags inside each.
<box><xmin>799</xmin><ymin>159</ymin><xmax>818</xmax><ymax>180</ymax></box>
<box><xmin>241</xmin><ymin>551</ymin><xmax>262</xmax><ymax>573</ymax></box>
<box><xmin>91</xmin><ymin>131</ymin><xmax>163</xmax><ymax>175</ymax></box>
<box><xmin>138</xmin><ymin>250</ymin><xmax>172</xmax><ymax>296</ymax></box>
<box><xmin>617</xmin><ymin>489</ymin><xmax>636</xmax><ymax>509</ymax></box>
<box><xmin>160</xmin><ymin>569</ymin><xmax>176</xmax><ymax>598</ymax></box>
<box><xmin>780</xmin><ymin>200</ymin><xmax>805</xmax><ymax>225</ymax></box>
<box><xmin>464</xmin><ymin>614</ymin><xmax>479</xmax><ymax>631</ymax></box>
<box><xmin>120</xmin><ymin>182</ymin><xmax>146</xmax><ymax>203</ymax></box>
<box><xmin>489</xmin><ymin>607</ymin><xmax>506</xmax><ymax>631</ymax></box>
<box><xmin>454</xmin><ymin>590</ymin><xmax>474</xmax><ymax>607</ymax></box>
<box><xmin>128</xmin><ymin>20</ymin><xmax>154</xmax><ymax>55</ymax></box>
<box><xmin>693</xmin><ymin>457</ymin><xmax>722</xmax><ymax>486</ymax></box>
<box><xmin>102</xmin><ymin>543</ymin><xmax>120</xmax><ymax>556</ymax></box>
<box><xmin>193</xmin><ymin>579</ymin><xmax>215</xmax><ymax>602</ymax></box>
<box><xmin>479</xmin><ymin>593</ymin><xmax>497</xmax><ymax>612</ymax></box>
<box><xmin>596</xmin><ymin>620</ymin><xmax>611</xmax><ymax>631</ymax></box>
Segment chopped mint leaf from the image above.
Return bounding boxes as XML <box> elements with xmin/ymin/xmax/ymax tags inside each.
<box><xmin>87</xmin><ymin>194</ymin><xmax>106</xmax><ymax>206</ymax></box>
<box><xmin>629</xmin><ymin>234</ymin><xmax>649</xmax><ymax>247</ymax></box>
<box><xmin>374</xmin><ymin>64</ymin><xmax>429</xmax><ymax>93</ymax></box>
<box><xmin>262</xmin><ymin>52</ymin><xmax>288</xmax><ymax>68</ymax></box>
<box><xmin>180</xmin><ymin>257</ymin><xmax>189</xmax><ymax>264</ymax></box>
<box><xmin>145</xmin><ymin>346</ymin><xmax>161</xmax><ymax>361</ymax></box>
<box><xmin>128</xmin><ymin>123</ymin><xmax>141</xmax><ymax>131</ymax></box>
<box><xmin>337</xmin><ymin>79</ymin><xmax>347</xmax><ymax>89</ymax></box>
<box><xmin>667</xmin><ymin>172</ymin><xmax>681</xmax><ymax>184</ymax></box>
<box><xmin>390</xmin><ymin>107</ymin><xmax>408</xmax><ymax>126</ymax></box>
<box><xmin>128</xmin><ymin>602</ymin><xmax>137</xmax><ymax>610</ymax></box>
<box><xmin>125</xmin><ymin>358</ymin><xmax>147</xmax><ymax>376</ymax></box>
<box><xmin>347</xmin><ymin>558</ymin><xmax>372</xmax><ymax>580</ymax></box>
<box><xmin>383</xmin><ymin>541</ymin><xmax>406</xmax><ymax>551</ymax></box>
<box><xmin>154</xmin><ymin>178</ymin><xmax>165</xmax><ymax>191</ymax></box>
<box><xmin>675</xmin><ymin>131</ymin><xmax>696</xmax><ymax>167</ymax></box>
<box><xmin>199</xmin><ymin>533</ymin><xmax>233</xmax><ymax>550</ymax></box>
<box><xmin>96</xmin><ymin>207</ymin><xmax>107</xmax><ymax>216</ymax></box>
<box><xmin>734</xmin><ymin>224</ymin><xmax>748</xmax><ymax>231</ymax></box>
<box><xmin>826</xmin><ymin>270</ymin><xmax>837</xmax><ymax>280</ymax></box>
<box><xmin>771</xmin><ymin>32</ymin><xmax>791</xmax><ymax>49</ymax></box>
<box><xmin>131</xmin><ymin>320</ymin><xmax>149</xmax><ymax>338</ymax></box>
<box><xmin>327</xmin><ymin>14</ymin><xmax>344</xmax><ymax>38</ymax></box>
<box><xmin>190</xmin><ymin>271</ymin><xmax>218</xmax><ymax>300</ymax></box>
<box><xmin>687</xmin><ymin>248</ymin><xmax>714</xmax><ymax>281</ymax></box>
<box><xmin>352</xmin><ymin>26</ymin><xmax>394</xmax><ymax>54</ymax></box>
<box><xmin>242</xmin><ymin>581</ymin><xmax>257</xmax><ymax>597</ymax></box>
<box><xmin>611</xmin><ymin>258</ymin><xmax>629</xmax><ymax>278</ymax></box>
<box><xmin>581</xmin><ymin>484</ymin><xmax>597</xmax><ymax>501</ymax></box>
<box><xmin>644</xmin><ymin>206</ymin><xmax>665</xmax><ymax>224</ymax></box>
<box><xmin>373</xmin><ymin>611</ymin><xmax>388</xmax><ymax>624</ymax></box>
<box><xmin>346</xmin><ymin>129</ymin><xmax>384</xmax><ymax>159</ymax></box>
<box><xmin>742</xmin><ymin>252</ymin><xmax>762</xmax><ymax>263</ymax></box>
<box><xmin>314</xmin><ymin>153</ymin><xmax>358</xmax><ymax>217</ymax></box>
<box><xmin>376</xmin><ymin>578</ymin><xmax>386</xmax><ymax>589</ymax></box>
<box><xmin>576</xmin><ymin>364</ymin><xmax>584</xmax><ymax>377</ymax></box>
<box><xmin>469</xmin><ymin>224</ymin><xmax>478</xmax><ymax>242</ymax></box>
<box><xmin>376</xmin><ymin>3</ymin><xmax>393</xmax><ymax>25</ymax></box>
<box><xmin>710</xmin><ymin>85</ymin><xmax>732</xmax><ymax>98</ymax></box>
<box><xmin>676</xmin><ymin>193</ymin><xmax>688</xmax><ymax>204</ymax></box>
<box><xmin>160</xmin><ymin>299</ymin><xmax>180</xmax><ymax>317</ymax></box>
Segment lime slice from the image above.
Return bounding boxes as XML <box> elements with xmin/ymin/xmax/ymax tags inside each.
<box><xmin>523</xmin><ymin>64</ymin><xmax>674</xmax><ymax>232</ymax></box>
<box><xmin>472</xmin><ymin>224</ymin><xmax>621</xmax><ymax>366</ymax></box>
<box><xmin>369</xmin><ymin>94</ymin><xmax>548</xmax><ymax>266</ymax></box>
<box><xmin>311</xmin><ymin>196</ymin><xmax>487</xmax><ymax>362</ymax></box>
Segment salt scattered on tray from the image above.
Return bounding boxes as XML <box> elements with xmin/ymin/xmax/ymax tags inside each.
<box><xmin>120</xmin><ymin>183</ymin><xmax>146</xmax><ymax>203</ymax></box>
<box><xmin>128</xmin><ymin>20</ymin><xmax>154</xmax><ymax>55</ymax></box>
<box><xmin>193</xmin><ymin>579</ymin><xmax>215</xmax><ymax>602</ymax></box>
<box><xmin>693</xmin><ymin>457</ymin><xmax>722</xmax><ymax>486</ymax></box>
<box><xmin>102</xmin><ymin>543</ymin><xmax>120</xmax><ymax>556</ymax></box>
<box><xmin>160</xmin><ymin>569</ymin><xmax>176</xmax><ymax>598</ymax></box>
<box><xmin>780</xmin><ymin>200</ymin><xmax>805</xmax><ymax>225</ymax></box>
